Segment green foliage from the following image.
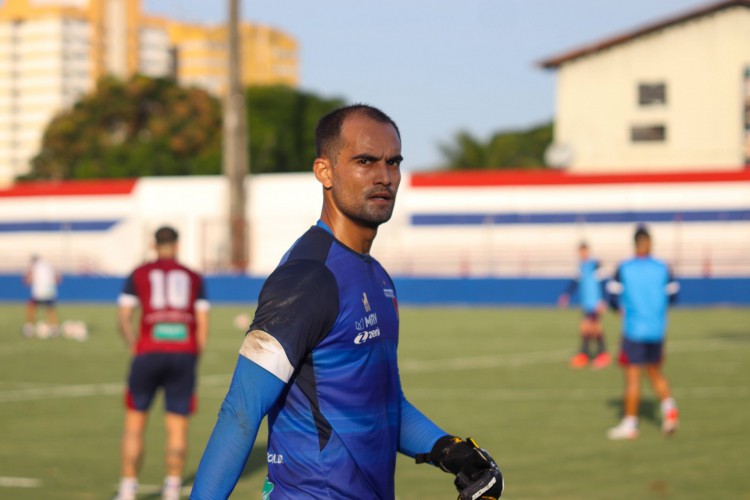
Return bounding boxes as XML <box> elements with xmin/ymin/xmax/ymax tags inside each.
<box><xmin>29</xmin><ymin>79</ymin><xmax>345</xmax><ymax>179</ymax></box>
<box><xmin>440</xmin><ymin>122</ymin><xmax>554</xmax><ymax>170</ymax></box>
<box><xmin>245</xmin><ymin>86</ymin><xmax>345</xmax><ymax>173</ymax></box>
<box><xmin>31</xmin><ymin>75</ymin><xmax>223</xmax><ymax>179</ymax></box>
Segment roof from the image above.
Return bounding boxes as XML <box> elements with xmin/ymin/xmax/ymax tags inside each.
<box><xmin>539</xmin><ymin>0</ymin><xmax>750</xmax><ymax>69</ymax></box>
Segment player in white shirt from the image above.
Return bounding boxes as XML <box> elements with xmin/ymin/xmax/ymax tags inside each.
<box><xmin>23</xmin><ymin>255</ymin><xmax>61</xmax><ymax>338</ymax></box>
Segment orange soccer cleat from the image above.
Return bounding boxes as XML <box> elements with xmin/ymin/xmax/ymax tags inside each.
<box><xmin>569</xmin><ymin>352</ymin><xmax>589</xmax><ymax>368</ymax></box>
<box><xmin>591</xmin><ymin>352</ymin><xmax>612</xmax><ymax>370</ymax></box>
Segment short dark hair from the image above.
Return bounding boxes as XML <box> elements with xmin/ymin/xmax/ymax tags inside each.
<box><xmin>578</xmin><ymin>241</ymin><xmax>589</xmax><ymax>250</ymax></box>
<box><xmin>315</xmin><ymin>104</ymin><xmax>400</xmax><ymax>160</ymax></box>
<box><xmin>154</xmin><ymin>226</ymin><xmax>178</xmax><ymax>245</ymax></box>
<box><xmin>634</xmin><ymin>224</ymin><xmax>650</xmax><ymax>243</ymax></box>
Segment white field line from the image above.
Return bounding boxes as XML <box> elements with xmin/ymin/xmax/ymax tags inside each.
<box><xmin>0</xmin><ymin>476</ymin><xmax>41</xmax><ymax>488</ymax></box>
<box><xmin>0</xmin><ymin>382</ymin><xmax>123</xmax><ymax>403</ymax></box>
<box><xmin>400</xmin><ymin>337</ymin><xmax>749</xmax><ymax>373</ymax></box>
<box><xmin>0</xmin><ymin>374</ymin><xmax>231</xmax><ymax>403</ymax></box>
<box><xmin>407</xmin><ymin>386</ymin><xmax>750</xmax><ymax>402</ymax></box>
<box><xmin>120</xmin><ymin>483</ymin><xmax>192</xmax><ymax>495</ymax></box>
<box><xmin>1</xmin><ymin>340</ymin><xmax>747</xmax><ymax>404</ymax></box>
<box><xmin>399</xmin><ymin>348</ymin><xmax>572</xmax><ymax>372</ymax></box>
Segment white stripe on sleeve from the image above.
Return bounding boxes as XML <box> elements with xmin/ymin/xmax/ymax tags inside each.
<box><xmin>194</xmin><ymin>298</ymin><xmax>211</xmax><ymax>311</ymax></box>
<box><xmin>117</xmin><ymin>293</ymin><xmax>139</xmax><ymax>307</ymax></box>
<box><xmin>239</xmin><ymin>330</ymin><xmax>294</xmax><ymax>383</ymax></box>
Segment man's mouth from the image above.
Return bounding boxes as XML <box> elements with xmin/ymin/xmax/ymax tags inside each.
<box><xmin>368</xmin><ymin>190</ymin><xmax>394</xmax><ymax>202</ymax></box>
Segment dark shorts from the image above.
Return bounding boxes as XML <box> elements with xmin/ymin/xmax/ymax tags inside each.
<box><xmin>583</xmin><ymin>311</ymin><xmax>600</xmax><ymax>321</ymax></box>
<box><xmin>29</xmin><ymin>298</ymin><xmax>55</xmax><ymax>307</ymax></box>
<box><xmin>619</xmin><ymin>337</ymin><xmax>664</xmax><ymax>366</ymax></box>
<box><xmin>126</xmin><ymin>352</ymin><xmax>198</xmax><ymax>415</ymax></box>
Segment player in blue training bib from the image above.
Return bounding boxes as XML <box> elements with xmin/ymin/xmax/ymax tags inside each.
<box><xmin>191</xmin><ymin>105</ymin><xmax>504</xmax><ymax>499</ymax></box>
<box><xmin>606</xmin><ymin>225</ymin><xmax>680</xmax><ymax>440</ymax></box>
<box><xmin>558</xmin><ymin>241</ymin><xmax>611</xmax><ymax>369</ymax></box>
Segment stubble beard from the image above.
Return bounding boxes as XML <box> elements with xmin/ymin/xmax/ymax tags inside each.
<box><xmin>331</xmin><ymin>185</ymin><xmax>397</xmax><ymax>229</ymax></box>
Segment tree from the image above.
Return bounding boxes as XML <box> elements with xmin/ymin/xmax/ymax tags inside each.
<box><xmin>439</xmin><ymin>122</ymin><xmax>553</xmax><ymax>170</ymax></box>
<box><xmin>30</xmin><ymin>79</ymin><xmax>345</xmax><ymax>179</ymax></box>
<box><xmin>31</xmin><ymin>75</ymin><xmax>223</xmax><ymax>179</ymax></box>
<box><xmin>244</xmin><ymin>85</ymin><xmax>345</xmax><ymax>173</ymax></box>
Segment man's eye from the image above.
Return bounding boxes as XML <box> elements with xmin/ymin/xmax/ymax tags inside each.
<box><xmin>386</xmin><ymin>160</ymin><xmax>401</xmax><ymax>167</ymax></box>
<box><xmin>358</xmin><ymin>158</ymin><xmax>372</xmax><ymax>165</ymax></box>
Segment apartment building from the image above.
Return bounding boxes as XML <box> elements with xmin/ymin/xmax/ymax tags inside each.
<box><xmin>0</xmin><ymin>0</ymin><xmax>298</xmax><ymax>183</ymax></box>
<box><xmin>168</xmin><ymin>21</ymin><xmax>298</xmax><ymax>95</ymax></box>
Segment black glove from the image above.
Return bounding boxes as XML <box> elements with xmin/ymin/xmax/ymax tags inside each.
<box><xmin>416</xmin><ymin>436</ymin><xmax>503</xmax><ymax>499</ymax></box>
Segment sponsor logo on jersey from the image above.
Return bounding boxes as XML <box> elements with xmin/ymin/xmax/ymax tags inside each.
<box><xmin>267</xmin><ymin>452</ymin><xmax>284</xmax><ymax>464</ymax></box>
<box><xmin>354</xmin><ymin>312</ymin><xmax>379</xmax><ymax>344</ymax></box>
<box><xmin>354</xmin><ymin>313</ymin><xmax>377</xmax><ymax>331</ymax></box>
<box><xmin>354</xmin><ymin>327</ymin><xmax>381</xmax><ymax>344</ymax></box>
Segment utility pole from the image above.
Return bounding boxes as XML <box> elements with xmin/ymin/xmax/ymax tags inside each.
<box><xmin>223</xmin><ymin>0</ymin><xmax>249</xmax><ymax>271</ymax></box>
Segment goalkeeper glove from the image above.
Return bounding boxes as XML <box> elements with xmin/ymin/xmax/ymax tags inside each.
<box><xmin>416</xmin><ymin>436</ymin><xmax>504</xmax><ymax>499</ymax></box>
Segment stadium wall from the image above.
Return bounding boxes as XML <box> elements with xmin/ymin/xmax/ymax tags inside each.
<box><xmin>0</xmin><ymin>170</ymin><xmax>748</xmax><ymax>278</ymax></box>
<box><xmin>0</xmin><ymin>274</ymin><xmax>748</xmax><ymax>306</ymax></box>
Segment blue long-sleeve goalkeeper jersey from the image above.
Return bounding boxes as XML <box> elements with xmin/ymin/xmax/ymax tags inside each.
<box><xmin>191</xmin><ymin>221</ymin><xmax>445</xmax><ymax>499</ymax></box>
<box><xmin>608</xmin><ymin>256</ymin><xmax>679</xmax><ymax>342</ymax></box>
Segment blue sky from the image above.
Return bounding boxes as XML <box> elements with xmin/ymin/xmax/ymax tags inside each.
<box><xmin>146</xmin><ymin>0</ymin><xmax>710</xmax><ymax>170</ymax></box>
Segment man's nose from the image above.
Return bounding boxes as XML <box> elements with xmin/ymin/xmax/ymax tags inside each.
<box><xmin>373</xmin><ymin>161</ymin><xmax>393</xmax><ymax>185</ymax></box>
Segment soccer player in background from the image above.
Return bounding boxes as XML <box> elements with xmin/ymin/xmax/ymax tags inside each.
<box><xmin>606</xmin><ymin>225</ymin><xmax>679</xmax><ymax>440</ymax></box>
<box><xmin>558</xmin><ymin>242</ymin><xmax>611</xmax><ymax>369</ymax></box>
<box><xmin>23</xmin><ymin>254</ymin><xmax>61</xmax><ymax>338</ymax></box>
<box><xmin>191</xmin><ymin>105</ymin><xmax>504</xmax><ymax>499</ymax></box>
<box><xmin>114</xmin><ymin>226</ymin><xmax>210</xmax><ymax>500</ymax></box>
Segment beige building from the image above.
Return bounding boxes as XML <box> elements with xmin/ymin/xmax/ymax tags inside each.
<box><xmin>0</xmin><ymin>0</ymin><xmax>298</xmax><ymax>183</ymax></box>
<box><xmin>540</xmin><ymin>0</ymin><xmax>750</xmax><ymax>172</ymax></box>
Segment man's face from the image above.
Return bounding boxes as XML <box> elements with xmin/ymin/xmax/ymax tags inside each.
<box><xmin>328</xmin><ymin>115</ymin><xmax>402</xmax><ymax>228</ymax></box>
<box><xmin>635</xmin><ymin>235</ymin><xmax>652</xmax><ymax>255</ymax></box>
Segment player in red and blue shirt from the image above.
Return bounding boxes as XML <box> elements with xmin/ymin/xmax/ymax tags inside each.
<box><xmin>115</xmin><ymin>226</ymin><xmax>210</xmax><ymax>500</ymax></box>
<box><xmin>191</xmin><ymin>105</ymin><xmax>503</xmax><ymax>499</ymax></box>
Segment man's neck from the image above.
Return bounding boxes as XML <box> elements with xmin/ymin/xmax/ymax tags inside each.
<box><xmin>319</xmin><ymin>212</ymin><xmax>377</xmax><ymax>255</ymax></box>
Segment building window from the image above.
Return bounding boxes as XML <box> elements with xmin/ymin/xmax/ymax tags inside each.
<box><xmin>638</xmin><ymin>82</ymin><xmax>666</xmax><ymax>106</ymax></box>
<box><xmin>631</xmin><ymin>125</ymin><xmax>666</xmax><ymax>142</ymax></box>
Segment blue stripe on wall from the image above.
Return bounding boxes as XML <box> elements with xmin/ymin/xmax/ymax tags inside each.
<box><xmin>0</xmin><ymin>275</ymin><xmax>265</xmax><ymax>304</ymax></box>
<box><xmin>412</xmin><ymin>209</ymin><xmax>750</xmax><ymax>226</ymax></box>
<box><xmin>1</xmin><ymin>274</ymin><xmax>747</xmax><ymax>306</ymax></box>
<box><xmin>0</xmin><ymin>220</ymin><xmax>120</xmax><ymax>232</ymax></box>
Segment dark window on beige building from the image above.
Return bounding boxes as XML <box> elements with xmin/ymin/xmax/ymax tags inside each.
<box><xmin>638</xmin><ymin>83</ymin><xmax>667</xmax><ymax>106</ymax></box>
<box><xmin>631</xmin><ymin>124</ymin><xmax>666</xmax><ymax>142</ymax></box>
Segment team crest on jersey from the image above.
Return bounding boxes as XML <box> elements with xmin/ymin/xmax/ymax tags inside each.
<box><xmin>362</xmin><ymin>292</ymin><xmax>371</xmax><ymax>312</ymax></box>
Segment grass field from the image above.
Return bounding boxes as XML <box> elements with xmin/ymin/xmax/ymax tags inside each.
<box><xmin>1</xmin><ymin>304</ymin><xmax>749</xmax><ymax>499</ymax></box>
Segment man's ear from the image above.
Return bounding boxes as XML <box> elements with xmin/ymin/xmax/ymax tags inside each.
<box><xmin>314</xmin><ymin>157</ymin><xmax>333</xmax><ymax>189</ymax></box>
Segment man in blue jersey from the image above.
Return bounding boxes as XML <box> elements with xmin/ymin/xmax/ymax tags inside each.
<box><xmin>191</xmin><ymin>105</ymin><xmax>503</xmax><ymax>499</ymax></box>
<box><xmin>606</xmin><ymin>225</ymin><xmax>679</xmax><ymax>440</ymax></box>
<box><xmin>558</xmin><ymin>242</ymin><xmax>610</xmax><ymax>369</ymax></box>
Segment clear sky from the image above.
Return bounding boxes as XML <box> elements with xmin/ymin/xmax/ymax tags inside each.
<box><xmin>146</xmin><ymin>0</ymin><xmax>710</xmax><ymax>170</ymax></box>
